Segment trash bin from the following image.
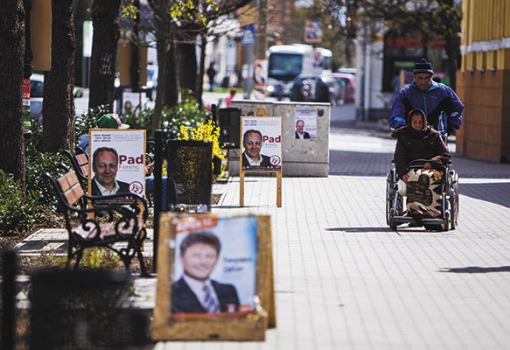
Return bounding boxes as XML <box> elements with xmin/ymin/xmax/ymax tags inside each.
<box><xmin>166</xmin><ymin>140</ymin><xmax>213</xmax><ymax>211</ymax></box>
<box><xmin>29</xmin><ymin>269</ymin><xmax>148</xmax><ymax>350</ymax></box>
<box><xmin>218</xmin><ymin>107</ymin><xmax>241</xmax><ymax>149</ymax></box>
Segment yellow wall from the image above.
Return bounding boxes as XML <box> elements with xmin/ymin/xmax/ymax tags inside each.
<box><xmin>458</xmin><ymin>0</ymin><xmax>510</xmax><ymax>162</ymax></box>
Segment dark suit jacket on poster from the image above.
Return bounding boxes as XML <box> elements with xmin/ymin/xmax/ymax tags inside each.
<box><xmin>295</xmin><ymin>131</ymin><xmax>311</xmax><ymax>139</ymax></box>
<box><xmin>91</xmin><ymin>178</ymin><xmax>131</xmax><ymax>196</ymax></box>
<box><xmin>242</xmin><ymin>152</ymin><xmax>272</xmax><ymax>169</ymax></box>
<box><xmin>171</xmin><ymin>277</ymin><xmax>240</xmax><ymax>314</ymax></box>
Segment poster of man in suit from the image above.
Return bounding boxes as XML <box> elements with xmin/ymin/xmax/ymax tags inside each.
<box><xmin>294</xmin><ymin>108</ymin><xmax>318</xmax><ymax>140</ymax></box>
<box><xmin>89</xmin><ymin>129</ymin><xmax>146</xmax><ymax>197</ymax></box>
<box><xmin>171</xmin><ymin>215</ymin><xmax>258</xmax><ymax>315</ymax></box>
<box><xmin>241</xmin><ymin>116</ymin><xmax>282</xmax><ymax>171</ymax></box>
<box><xmin>304</xmin><ymin>20</ymin><xmax>322</xmax><ymax>43</ymax></box>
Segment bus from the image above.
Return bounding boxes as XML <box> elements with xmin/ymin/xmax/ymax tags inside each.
<box><xmin>266</xmin><ymin>44</ymin><xmax>332</xmax><ymax>99</ymax></box>
<box><xmin>316</xmin><ymin>47</ymin><xmax>333</xmax><ymax>75</ymax></box>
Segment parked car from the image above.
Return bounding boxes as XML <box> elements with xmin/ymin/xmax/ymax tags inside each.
<box><xmin>115</xmin><ymin>64</ymin><xmax>158</xmax><ymax>101</ymax></box>
<box><xmin>29</xmin><ymin>73</ymin><xmax>84</xmax><ymax>123</ymax></box>
<box><xmin>289</xmin><ymin>75</ymin><xmax>330</xmax><ymax>103</ymax></box>
<box><xmin>321</xmin><ymin>75</ymin><xmax>343</xmax><ymax>105</ymax></box>
<box><xmin>330</xmin><ymin>73</ymin><xmax>356</xmax><ymax>104</ymax></box>
<box><xmin>30</xmin><ymin>73</ymin><xmax>44</xmax><ymax>122</ymax></box>
<box><xmin>336</xmin><ymin>67</ymin><xmax>357</xmax><ymax>76</ymax></box>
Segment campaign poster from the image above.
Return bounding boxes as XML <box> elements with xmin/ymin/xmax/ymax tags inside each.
<box><xmin>304</xmin><ymin>20</ymin><xmax>322</xmax><ymax>43</ymax></box>
<box><xmin>171</xmin><ymin>215</ymin><xmax>258</xmax><ymax>316</ymax></box>
<box><xmin>88</xmin><ymin>129</ymin><xmax>146</xmax><ymax>197</ymax></box>
<box><xmin>241</xmin><ymin>116</ymin><xmax>282</xmax><ymax>171</ymax></box>
<box><xmin>252</xmin><ymin>59</ymin><xmax>268</xmax><ymax>100</ymax></box>
<box><xmin>294</xmin><ymin>109</ymin><xmax>318</xmax><ymax>140</ymax></box>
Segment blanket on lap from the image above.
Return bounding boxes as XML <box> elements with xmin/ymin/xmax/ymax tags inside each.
<box><xmin>405</xmin><ymin>168</ymin><xmax>443</xmax><ymax>220</ymax></box>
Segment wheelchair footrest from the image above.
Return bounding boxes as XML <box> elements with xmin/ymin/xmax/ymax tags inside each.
<box><xmin>391</xmin><ymin>216</ymin><xmax>447</xmax><ymax>225</ymax></box>
<box><xmin>390</xmin><ymin>216</ymin><xmax>414</xmax><ymax>224</ymax></box>
<box><xmin>421</xmin><ymin>218</ymin><xmax>447</xmax><ymax>225</ymax></box>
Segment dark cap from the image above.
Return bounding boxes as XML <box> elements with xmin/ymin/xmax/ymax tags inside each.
<box><xmin>413</xmin><ymin>58</ymin><xmax>434</xmax><ymax>75</ymax></box>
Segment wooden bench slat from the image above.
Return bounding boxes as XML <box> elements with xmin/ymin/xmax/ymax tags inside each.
<box><xmin>75</xmin><ymin>153</ymin><xmax>90</xmax><ymax>177</ymax></box>
<box><xmin>57</xmin><ymin>171</ymin><xmax>84</xmax><ymax>205</ymax></box>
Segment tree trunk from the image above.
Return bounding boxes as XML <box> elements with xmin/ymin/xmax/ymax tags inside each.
<box><xmin>42</xmin><ymin>0</ymin><xmax>76</xmax><ymax>152</ymax></box>
<box><xmin>196</xmin><ymin>34</ymin><xmax>206</xmax><ymax>108</ymax></box>
<box><xmin>72</xmin><ymin>0</ymin><xmax>92</xmax><ymax>87</ymax></box>
<box><xmin>88</xmin><ymin>0</ymin><xmax>121</xmax><ymax>111</ymax></box>
<box><xmin>178</xmin><ymin>41</ymin><xmax>197</xmax><ymax>94</ymax></box>
<box><xmin>152</xmin><ymin>36</ymin><xmax>167</xmax><ymax>133</ymax></box>
<box><xmin>130</xmin><ymin>0</ymin><xmax>141</xmax><ymax>92</ymax></box>
<box><xmin>0</xmin><ymin>0</ymin><xmax>26</xmax><ymax>182</ymax></box>
<box><xmin>148</xmin><ymin>0</ymin><xmax>178</xmax><ymax>131</ymax></box>
<box><xmin>163</xmin><ymin>36</ymin><xmax>179</xmax><ymax>107</ymax></box>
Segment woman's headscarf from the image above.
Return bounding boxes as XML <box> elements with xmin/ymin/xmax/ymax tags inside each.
<box><xmin>406</xmin><ymin>109</ymin><xmax>429</xmax><ymax>133</ymax></box>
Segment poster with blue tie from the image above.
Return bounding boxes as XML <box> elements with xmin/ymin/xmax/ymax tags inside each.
<box><xmin>171</xmin><ymin>215</ymin><xmax>258</xmax><ymax>315</ymax></box>
<box><xmin>153</xmin><ymin>213</ymin><xmax>275</xmax><ymax>341</ymax></box>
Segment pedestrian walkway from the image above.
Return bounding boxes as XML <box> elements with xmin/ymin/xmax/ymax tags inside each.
<box><xmin>15</xmin><ymin>121</ymin><xmax>510</xmax><ymax>350</ymax></box>
<box><xmin>155</xmin><ymin>125</ymin><xmax>510</xmax><ymax>350</ymax></box>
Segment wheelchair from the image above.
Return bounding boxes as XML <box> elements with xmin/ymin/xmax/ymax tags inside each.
<box><xmin>386</xmin><ymin>159</ymin><xmax>459</xmax><ymax>231</ymax></box>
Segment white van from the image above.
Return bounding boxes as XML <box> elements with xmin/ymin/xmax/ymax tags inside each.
<box><xmin>266</xmin><ymin>44</ymin><xmax>334</xmax><ymax>99</ymax></box>
<box><xmin>266</xmin><ymin>44</ymin><xmax>315</xmax><ymax>98</ymax></box>
<box><xmin>30</xmin><ymin>73</ymin><xmax>44</xmax><ymax>122</ymax></box>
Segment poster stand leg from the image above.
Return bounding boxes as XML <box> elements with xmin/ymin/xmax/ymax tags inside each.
<box><xmin>240</xmin><ymin>171</ymin><xmax>245</xmax><ymax>207</ymax></box>
<box><xmin>239</xmin><ymin>170</ymin><xmax>281</xmax><ymax>208</ymax></box>
<box><xmin>276</xmin><ymin>172</ymin><xmax>282</xmax><ymax>207</ymax></box>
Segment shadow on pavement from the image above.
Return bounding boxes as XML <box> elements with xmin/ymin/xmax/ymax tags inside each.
<box><xmin>325</xmin><ymin>227</ymin><xmax>390</xmax><ymax>233</ymax></box>
<box><xmin>460</xmin><ymin>182</ymin><xmax>510</xmax><ymax>208</ymax></box>
<box><xmin>329</xmin><ymin>150</ymin><xmax>393</xmax><ymax>176</ymax></box>
<box><xmin>439</xmin><ymin>266</ymin><xmax>510</xmax><ymax>273</ymax></box>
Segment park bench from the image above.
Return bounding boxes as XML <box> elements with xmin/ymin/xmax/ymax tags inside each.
<box><xmin>45</xmin><ymin>170</ymin><xmax>149</xmax><ymax>276</ymax></box>
<box><xmin>61</xmin><ymin>149</ymin><xmax>90</xmax><ymax>188</ymax></box>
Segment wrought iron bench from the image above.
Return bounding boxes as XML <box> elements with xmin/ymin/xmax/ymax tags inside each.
<box><xmin>45</xmin><ymin>170</ymin><xmax>149</xmax><ymax>276</ymax></box>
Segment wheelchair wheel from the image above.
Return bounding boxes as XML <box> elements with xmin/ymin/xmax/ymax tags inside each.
<box><xmin>389</xmin><ymin>195</ymin><xmax>403</xmax><ymax>230</ymax></box>
<box><xmin>450</xmin><ymin>179</ymin><xmax>459</xmax><ymax>230</ymax></box>
<box><xmin>442</xmin><ymin>212</ymin><xmax>450</xmax><ymax>232</ymax></box>
<box><xmin>385</xmin><ymin>173</ymin><xmax>393</xmax><ymax>225</ymax></box>
<box><xmin>450</xmin><ymin>200</ymin><xmax>457</xmax><ymax>230</ymax></box>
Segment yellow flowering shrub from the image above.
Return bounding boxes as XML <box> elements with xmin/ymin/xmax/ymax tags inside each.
<box><xmin>178</xmin><ymin>119</ymin><xmax>226</xmax><ymax>159</ymax></box>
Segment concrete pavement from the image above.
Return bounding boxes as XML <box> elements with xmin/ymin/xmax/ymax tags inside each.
<box><xmin>15</xmin><ymin>104</ymin><xmax>510</xmax><ymax>349</ymax></box>
<box><xmin>154</xmin><ymin>105</ymin><xmax>510</xmax><ymax>349</ymax></box>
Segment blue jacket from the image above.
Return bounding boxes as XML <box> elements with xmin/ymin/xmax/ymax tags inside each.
<box><xmin>388</xmin><ymin>81</ymin><xmax>464</xmax><ymax>135</ymax></box>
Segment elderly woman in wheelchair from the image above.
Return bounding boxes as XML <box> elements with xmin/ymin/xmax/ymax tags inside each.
<box><xmin>386</xmin><ymin>109</ymin><xmax>459</xmax><ymax>231</ymax></box>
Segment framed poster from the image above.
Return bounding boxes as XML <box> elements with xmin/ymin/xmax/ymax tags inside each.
<box><xmin>240</xmin><ymin>116</ymin><xmax>282</xmax><ymax>171</ymax></box>
<box><xmin>88</xmin><ymin>129</ymin><xmax>146</xmax><ymax>197</ymax></box>
<box><xmin>304</xmin><ymin>20</ymin><xmax>322</xmax><ymax>43</ymax></box>
<box><xmin>153</xmin><ymin>213</ymin><xmax>275</xmax><ymax>341</ymax></box>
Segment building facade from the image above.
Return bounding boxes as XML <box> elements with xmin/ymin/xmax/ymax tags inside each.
<box><xmin>457</xmin><ymin>0</ymin><xmax>510</xmax><ymax>163</ymax></box>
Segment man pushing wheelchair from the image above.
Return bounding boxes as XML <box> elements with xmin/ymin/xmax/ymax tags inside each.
<box><xmin>389</xmin><ymin>58</ymin><xmax>464</xmax><ymax>139</ymax></box>
<box><xmin>386</xmin><ymin>58</ymin><xmax>463</xmax><ymax>231</ymax></box>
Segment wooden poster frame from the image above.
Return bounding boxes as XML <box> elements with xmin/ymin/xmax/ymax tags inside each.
<box><xmin>239</xmin><ymin>107</ymin><xmax>282</xmax><ymax>207</ymax></box>
<box><xmin>152</xmin><ymin>213</ymin><xmax>276</xmax><ymax>341</ymax></box>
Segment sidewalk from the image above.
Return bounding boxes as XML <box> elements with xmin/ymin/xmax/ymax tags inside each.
<box><xmin>15</xmin><ymin>116</ymin><xmax>510</xmax><ymax>349</ymax></box>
